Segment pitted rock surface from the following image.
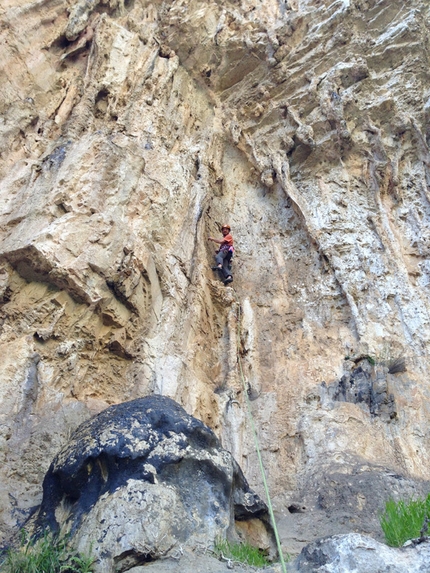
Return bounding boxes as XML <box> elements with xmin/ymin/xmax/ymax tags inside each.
<box><xmin>34</xmin><ymin>395</ymin><xmax>273</xmax><ymax>572</ymax></box>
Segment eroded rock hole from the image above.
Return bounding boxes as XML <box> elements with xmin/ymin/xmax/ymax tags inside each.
<box><xmin>114</xmin><ymin>550</ymin><xmax>153</xmax><ymax>572</ymax></box>
<box><xmin>50</xmin><ymin>35</ymin><xmax>73</xmax><ymax>51</ymax></box>
<box><xmin>95</xmin><ymin>89</ymin><xmax>109</xmax><ymax>118</ymax></box>
<box><xmin>288</xmin><ymin>503</ymin><xmax>306</xmax><ymax>514</ymax></box>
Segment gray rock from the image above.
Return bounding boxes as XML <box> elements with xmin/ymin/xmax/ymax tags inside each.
<box><xmin>324</xmin><ymin>361</ymin><xmax>397</xmax><ymax>421</ymax></box>
<box><xmin>33</xmin><ymin>395</ymin><xmax>274</xmax><ymax>573</ymax></box>
<box><xmin>289</xmin><ymin>533</ymin><xmax>430</xmax><ymax>573</ymax></box>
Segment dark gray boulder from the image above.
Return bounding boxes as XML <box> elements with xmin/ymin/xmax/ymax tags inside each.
<box><xmin>34</xmin><ymin>395</ymin><xmax>274</xmax><ymax>572</ymax></box>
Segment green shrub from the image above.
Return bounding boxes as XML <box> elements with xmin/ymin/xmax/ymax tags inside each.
<box><xmin>214</xmin><ymin>539</ymin><xmax>270</xmax><ymax>568</ymax></box>
<box><xmin>0</xmin><ymin>531</ymin><xmax>94</xmax><ymax>573</ymax></box>
<box><xmin>380</xmin><ymin>494</ymin><xmax>430</xmax><ymax>547</ymax></box>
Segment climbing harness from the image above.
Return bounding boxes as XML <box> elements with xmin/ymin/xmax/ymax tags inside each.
<box><xmin>236</xmin><ymin>302</ymin><xmax>288</xmax><ymax>573</ymax></box>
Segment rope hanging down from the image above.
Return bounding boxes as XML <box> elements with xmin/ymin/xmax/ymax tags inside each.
<box><xmin>236</xmin><ymin>303</ymin><xmax>288</xmax><ymax>573</ymax></box>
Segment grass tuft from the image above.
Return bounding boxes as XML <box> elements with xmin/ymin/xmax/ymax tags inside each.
<box><xmin>0</xmin><ymin>531</ymin><xmax>94</xmax><ymax>573</ymax></box>
<box><xmin>214</xmin><ymin>539</ymin><xmax>270</xmax><ymax>568</ymax></box>
<box><xmin>386</xmin><ymin>357</ymin><xmax>406</xmax><ymax>374</ymax></box>
<box><xmin>380</xmin><ymin>494</ymin><xmax>430</xmax><ymax>547</ymax></box>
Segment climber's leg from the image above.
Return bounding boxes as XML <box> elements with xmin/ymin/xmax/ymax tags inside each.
<box><xmin>214</xmin><ymin>251</ymin><xmax>224</xmax><ymax>270</ymax></box>
<box><xmin>221</xmin><ymin>252</ymin><xmax>233</xmax><ymax>282</ymax></box>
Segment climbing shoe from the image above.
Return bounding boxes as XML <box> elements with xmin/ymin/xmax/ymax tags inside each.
<box><xmin>224</xmin><ymin>277</ymin><xmax>233</xmax><ymax>284</ymax></box>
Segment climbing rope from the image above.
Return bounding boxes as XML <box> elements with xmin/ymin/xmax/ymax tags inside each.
<box><xmin>236</xmin><ymin>303</ymin><xmax>288</xmax><ymax>573</ymax></box>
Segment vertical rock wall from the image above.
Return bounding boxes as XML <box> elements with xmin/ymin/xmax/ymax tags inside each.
<box><xmin>0</xmin><ymin>0</ymin><xmax>429</xmax><ymax>552</ymax></box>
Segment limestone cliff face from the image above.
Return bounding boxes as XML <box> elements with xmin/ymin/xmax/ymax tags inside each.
<box><xmin>1</xmin><ymin>0</ymin><xmax>430</xmax><ymax>554</ymax></box>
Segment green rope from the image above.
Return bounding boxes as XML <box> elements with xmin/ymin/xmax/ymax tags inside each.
<box><xmin>236</xmin><ymin>303</ymin><xmax>287</xmax><ymax>573</ymax></box>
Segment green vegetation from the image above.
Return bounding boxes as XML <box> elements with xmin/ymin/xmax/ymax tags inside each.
<box><xmin>380</xmin><ymin>494</ymin><xmax>430</xmax><ymax>547</ymax></box>
<box><xmin>213</xmin><ymin>539</ymin><xmax>271</xmax><ymax>568</ymax></box>
<box><xmin>0</xmin><ymin>531</ymin><xmax>94</xmax><ymax>573</ymax></box>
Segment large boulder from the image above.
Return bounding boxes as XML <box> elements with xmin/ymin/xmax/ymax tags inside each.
<box><xmin>34</xmin><ymin>395</ymin><xmax>274</xmax><ymax>572</ymax></box>
<box><xmin>289</xmin><ymin>533</ymin><xmax>430</xmax><ymax>573</ymax></box>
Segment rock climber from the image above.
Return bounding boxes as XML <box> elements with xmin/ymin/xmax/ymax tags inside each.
<box><xmin>208</xmin><ymin>224</ymin><xmax>234</xmax><ymax>285</ymax></box>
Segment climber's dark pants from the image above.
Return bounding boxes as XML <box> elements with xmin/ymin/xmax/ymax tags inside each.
<box><xmin>215</xmin><ymin>250</ymin><xmax>233</xmax><ymax>280</ymax></box>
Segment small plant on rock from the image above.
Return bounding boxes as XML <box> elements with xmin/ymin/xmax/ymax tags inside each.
<box><xmin>0</xmin><ymin>530</ymin><xmax>94</xmax><ymax>573</ymax></box>
<box><xmin>373</xmin><ymin>344</ymin><xmax>407</xmax><ymax>374</ymax></box>
<box><xmin>349</xmin><ymin>346</ymin><xmax>407</xmax><ymax>374</ymax></box>
<box><xmin>385</xmin><ymin>356</ymin><xmax>406</xmax><ymax>374</ymax></box>
<box><xmin>380</xmin><ymin>493</ymin><xmax>430</xmax><ymax>547</ymax></box>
